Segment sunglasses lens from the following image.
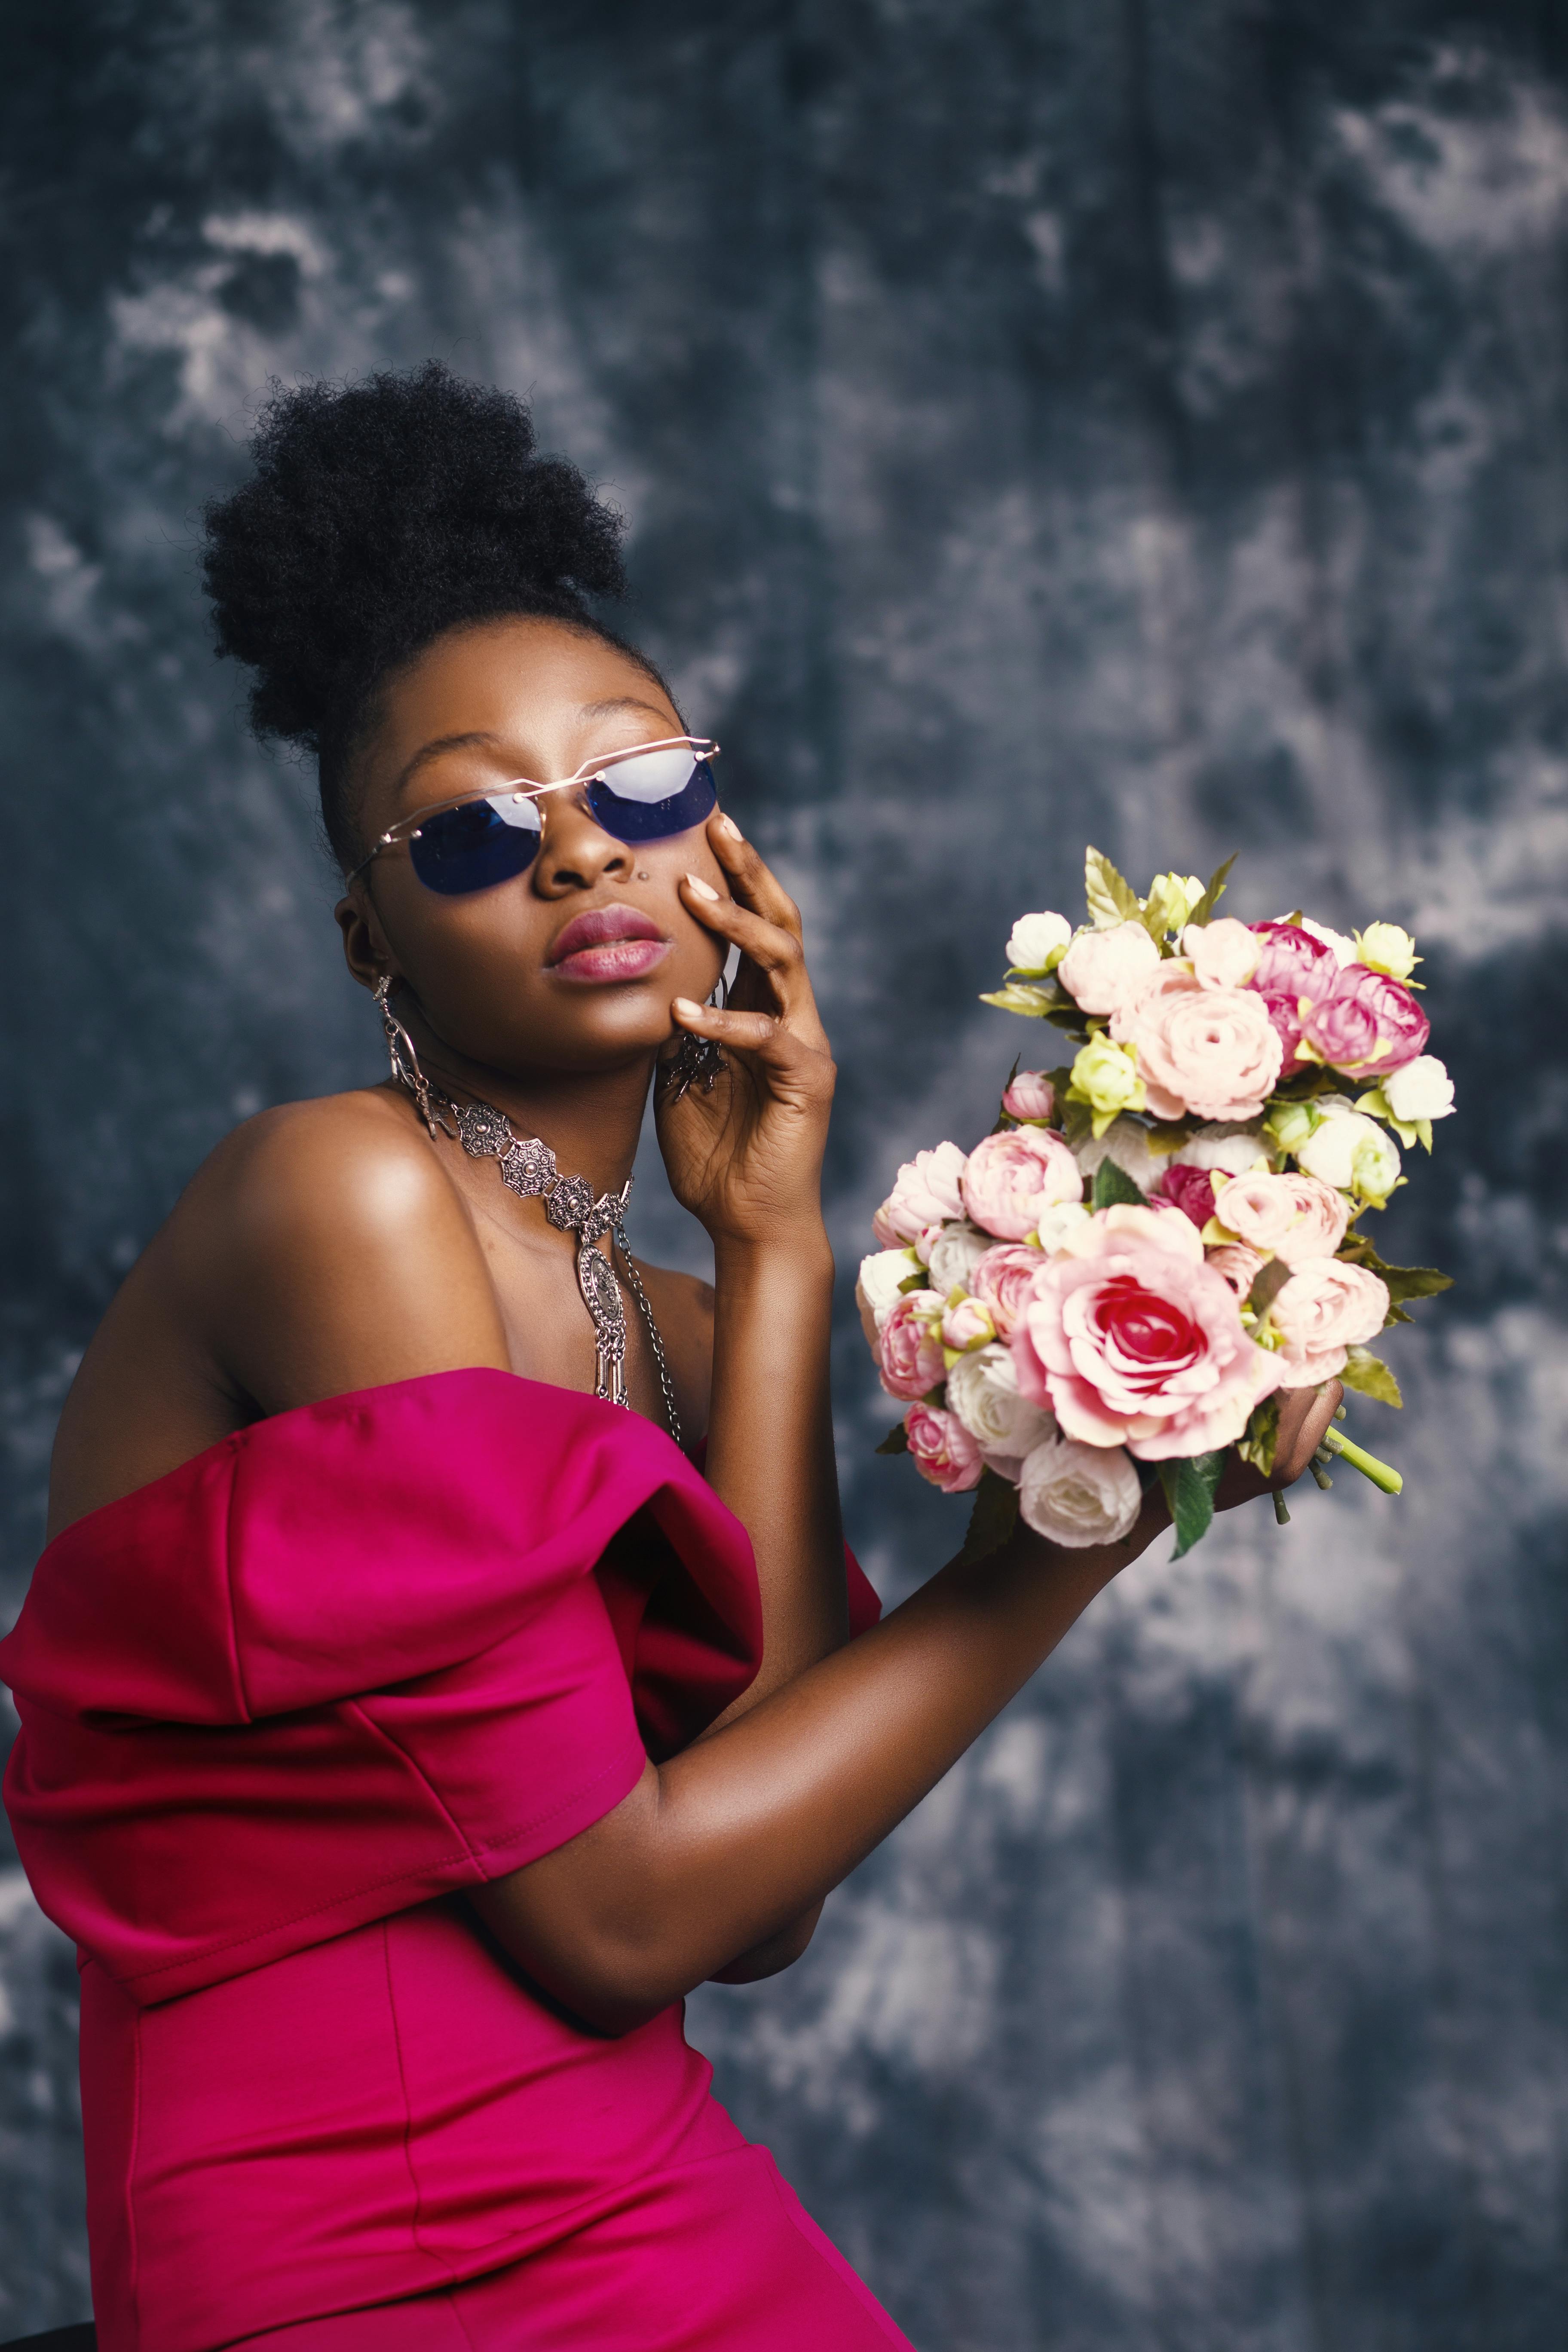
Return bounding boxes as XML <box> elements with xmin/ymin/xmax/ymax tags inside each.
<box><xmin>408</xmin><ymin>794</ymin><xmax>542</xmax><ymax>895</ymax></box>
<box><xmin>586</xmin><ymin>750</ymin><xmax>717</xmax><ymax>842</ymax></box>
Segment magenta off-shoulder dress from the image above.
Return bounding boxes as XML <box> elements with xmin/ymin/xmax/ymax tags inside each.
<box><xmin>0</xmin><ymin>1369</ymin><xmax>915</xmax><ymax>2352</ymax></box>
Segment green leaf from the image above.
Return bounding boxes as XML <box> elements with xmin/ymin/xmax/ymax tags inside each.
<box><xmin>1246</xmin><ymin>1257</ymin><xmax>1294</xmax><ymax>1319</ymax></box>
<box><xmin>1091</xmin><ymin>1158</ymin><xmax>1148</xmax><ymax>1209</ymax></box>
<box><xmin>1335</xmin><ymin>1233</ymin><xmax>1454</xmax><ymax>1304</ymax></box>
<box><xmin>875</xmin><ymin>1421</ymin><xmax>910</xmax><ymax>1455</ymax></box>
<box><xmin>1084</xmin><ymin>846</ymin><xmax>1142</xmax><ymax>929</ymax></box>
<box><xmin>955</xmin><ymin>1468</ymin><xmax>1022</xmax><ymax>1566</ymax></box>
<box><xmin>1186</xmin><ymin>852</ymin><xmax>1238</xmax><ymax>928</ymax></box>
<box><xmin>1339</xmin><ymin>1348</ymin><xmax>1403</xmax><ymax>1407</ymax></box>
<box><xmin>979</xmin><ymin>982</ymin><xmax>1059</xmax><ymax>1018</ymax></box>
<box><xmin>1157</xmin><ymin>1450</ymin><xmax>1230</xmax><ymax>1559</ymax></box>
<box><xmin>1061</xmin><ymin>1097</ymin><xmax>1094</xmax><ymax>1150</ymax></box>
<box><xmin>897</xmin><ymin>1270</ymin><xmax>930</xmax><ymax>1294</ymax></box>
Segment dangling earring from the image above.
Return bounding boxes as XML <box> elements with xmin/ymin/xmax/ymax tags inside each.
<box><xmin>661</xmin><ymin>972</ymin><xmax>728</xmax><ymax>1102</ymax></box>
<box><xmin>375</xmin><ymin>975</ymin><xmax>450</xmax><ymax>1137</ymax></box>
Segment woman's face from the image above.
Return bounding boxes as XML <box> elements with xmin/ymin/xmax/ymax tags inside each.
<box><xmin>337</xmin><ymin>617</ymin><xmax>729</xmax><ymax>1076</ymax></box>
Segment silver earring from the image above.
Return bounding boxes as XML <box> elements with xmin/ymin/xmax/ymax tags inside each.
<box><xmin>375</xmin><ymin>976</ymin><xmax>449</xmax><ymax>1137</ymax></box>
<box><xmin>661</xmin><ymin>973</ymin><xmax>728</xmax><ymax>1102</ymax></box>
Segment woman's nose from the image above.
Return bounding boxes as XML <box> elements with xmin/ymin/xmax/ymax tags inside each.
<box><xmin>531</xmin><ymin>793</ymin><xmax>634</xmax><ymax>894</ymax></box>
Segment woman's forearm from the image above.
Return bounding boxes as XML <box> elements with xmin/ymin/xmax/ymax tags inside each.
<box><xmin>472</xmin><ymin>1509</ymin><xmax>1148</xmax><ymax>2031</ymax></box>
<box><xmin>699</xmin><ymin>1230</ymin><xmax>849</xmax><ymax>1715</ymax></box>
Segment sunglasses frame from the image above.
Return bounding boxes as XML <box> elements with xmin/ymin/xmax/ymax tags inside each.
<box><xmin>346</xmin><ymin>735</ymin><xmax>722</xmax><ymax>888</ymax></box>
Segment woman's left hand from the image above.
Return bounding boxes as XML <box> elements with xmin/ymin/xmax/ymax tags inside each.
<box><xmin>656</xmin><ymin>814</ymin><xmax>836</xmax><ymax>1250</ymax></box>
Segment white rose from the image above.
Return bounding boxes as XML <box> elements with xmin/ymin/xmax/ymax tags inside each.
<box><xmin>1381</xmin><ymin>1054</ymin><xmax>1455</xmax><ymax>1124</ymax></box>
<box><xmin>856</xmin><ymin>1248</ymin><xmax>922</xmax><ymax>1348</ymax></box>
<box><xmin>1058</xmin><ymin>919</ymin><xmax>1162</xmax><ymax>1014</ymax></box>
<box><xmin>947</xmin><ymin>1344</ymin><xmax>1056</xmax><ymax>1466</ymax></box>
<box><xmin>1170</xmin><ymin>1121</ymin><xmax>1270</xmax><ymax>1179</ymax></box>
<box><xmin>1180</xmin><ymin>916</ymin><xmax>1260</xmax><ymax>989</ymax></box>
<box><xmin>1006</xmin><ymin>910</ymin><xmax>1074</xmax><ymax>974</ymax></box>
<box><xmin>1034</xmin><ymin>1200</ymin><xmax>1093</xmax><ymax>1255</ymax></box>
<box><xmin>926</xmin><ymin>1220</ymin><xmax>996</xmax><ymax>1295</ymax></box>
<box><xmin>1295</xmin><ymin>1105</ymin><xmax>1401</xmax><ymax>1201</ymax></box>
<box><xmin>1018</xmin><ymin>1434</ymin><xmax>1144</xmax><ymax>1548</ymax></box>
<box><xmin>1072</xmin><ymin>1115</ymin><xmax>1169</xmax><ymax>1198</ymax></box>
<box><xmin>1296</xmin><ymin>916</ymin><xmax>1357</xmax><ymax>966</ymax></box>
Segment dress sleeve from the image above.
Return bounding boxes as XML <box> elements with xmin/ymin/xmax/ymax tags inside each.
<box><xmin>0</xmin><ymin>1372</ymin><xmax>761</xmax><ymax>2005</ymax></box>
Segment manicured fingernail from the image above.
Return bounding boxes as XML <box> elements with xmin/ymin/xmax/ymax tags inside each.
<box><xmin>685</xmin><ymin>873</ymin><xmax>720</xmax><ymax>901</ymax></box>
<box><xmin>673</xmin><ymin>996</ymin><xmax>704</xmax><ymax>1017</ymax></box>
<box><xmin>716</xmin><ymin>814</ymin><xmax>742</xmax><ymax>840</ymax></box>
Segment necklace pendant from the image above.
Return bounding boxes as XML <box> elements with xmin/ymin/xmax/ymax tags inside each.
<box><xmin>577</xmin><ymin>1239</ymin><xmax>628</xmax><ymax>1408</ymax></box>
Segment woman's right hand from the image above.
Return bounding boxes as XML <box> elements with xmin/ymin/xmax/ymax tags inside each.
<box><xmin>654</xmin><ymin>814</ymin><xmax>837</xmax><ymax>1254</ymax></box>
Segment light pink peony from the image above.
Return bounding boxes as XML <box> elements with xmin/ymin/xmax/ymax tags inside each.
<box><xmin>1213</xmin><ymin>1170</ymin><xmax>1351</xmax><ymax>1262</ymax></box>
<box><xmin>1181</xmin><ymin>916</ymin><xmax>1261</xmax><ymax>989</ymax></box>
<box><xmin>904</xmin><ymin>1401</ymin><xmax>985</xmax><ymax>1492</ymax></box>
<box><xmin>1011</xmin><ymin>1204</ymin><xmax>1282</xmax><ymax>1458</ymax></box>
<box><xmin>1110</xmin><ymin>965</ymin><xmax>1283</xmax><ymax>1122</ymax></box>
<box><xmin>1159</xmin><ymin>1163</ymin><xmax>1220</xmax><ymax>1228</ymax></box>
<box><xmin>961</xmin><ymin>1127</ymin><xmax>1083</xmax><ymax>1241</ymax></box>
<box><xmin>941</xmin><ymin>1295</ymin><xmax>995</xmax><ymax>1352</ymax></box>
<box><xmin>1299</xmin><ymin>965</ymin><xmax>1430</xmax><ymax>1077</ymax></box>
<box><xmin>878</xmin><ymin>1291</ymin><xmax>946</xmax><ymax>1400</ymax></box>
<box><xmin>1058</xmin><ymin>920</ymin><xmax>1161</xmax><ymax>1014</ymax></box>
<box><xmin>873</xmin><ymin>1141</ymin><xmax>968</xmax><ymax>1255</ymax></box>
<box><xmin>1205</xmin><ymin>1242</ymin><xmax>1267</xmax><ymax>1298</ymax></box>
<box><xmin>1270</xmin><ymin>1259</ymin><xmax>1390</xmax><ymax>1386</ymax></box>
<box><xmin>1001</xmin><ymin>1069</ymin><xmax>1056</xmax><ymax>1122</ymax></box>
<box><xmin>970</xmin><ymin>1243</ymin><xmax>1050</xmax><ymax>1337</ymax></box>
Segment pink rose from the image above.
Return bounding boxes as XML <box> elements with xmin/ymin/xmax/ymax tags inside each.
<box><xmin>1270</xmin><ymin>1259</ymin><xmax>1390</xmax><ymax>1386</ymax></box>
<box><xmin>1299</xmin><ymin>965</ymin><xmax>1430</xmax><ymax>1077</ymax></box>
<box><xmin>961</xmin><ymin>1127</ymin><xmax>1083</xmax><ymax>1241</ymax></box>
<box><xmin>1011</xmin><ymin>1206</ymin><xmax>1282</xmax><ymax>1458</ymax></box>
<box><xmin>1158</xmin><ymin>1163</ymin><xmax>1219</xmax><ymax>1228</ymax></box>
<box><xmin>873</xmin><ymin>1141</ymin><xmax>968</xmax><ymax>1254</ymax></box>
<box><xmin>1181</xmin><ymin>916</ymin><xmax>1260</xmax><ymax>989</ymax></box>
<box><xmin>1001</xmin><ymin>1069</ymin><xmax>1056</xmax><ymax>1123</ymax></box>
<box><xmin>941</xmin><ymin>1295</ymin><xmax>995</xmax><ymax>1351</ymax></box>
<box><xmin>1058</xmin><ymin>920</ymin><xmax>1161</xmax><ymax>1014</ymax></box>
<box><xmin>1205</xmin><ymin>1242</ymin><xmax>1267</xmax><ymax>1298</ymax></box>
<box><xmin>1212</xmin><ymin>1170</ymin><xmax>1351</xmax><ymax>1261</ymax></box>
<box><xmin>1246</xmin><ymin>920</ymin><xmax>1338</xmax><ymax>1073</ymax></box>
<box><xmin>904</xmin><ymin>1400</ymin><xmax>985</xmax><ymax>1493</ymax></box>
<box><xmin>1110</xmin><ymin>965</ymin><xmax>1283</xmax><ymax>1122</ymax></box>
<box><xmin>878</xmin><ymin>1291</ymin><xmax>946</xmax><ymax>1400</ymax></box>
<box><xmin>970</xmin><ymin>1243</ymin><xmax>1049</xmax><ymax>1337</ymax></box>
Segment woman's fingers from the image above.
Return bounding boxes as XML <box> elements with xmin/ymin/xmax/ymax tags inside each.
<box><xmin>704</xmin><ymin>811</ymin><xmax>801</xmax><ymax>936</ymax></box>
<box><xmin>666</xmin><ymin>995</ymin><xmax>835</xmax><ymax>1099</ymax></box>
<box><xmin>678</xmin><ymin>870</ymin><xmax>828</xmax><ymax>1046</ymax></box>
<box><xmin>1273</xmin><ymin>1379</ymin><xmax>1344</xmax><ymax>1486</ymax></box>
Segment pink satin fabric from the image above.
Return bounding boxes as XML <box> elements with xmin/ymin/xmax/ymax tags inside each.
<box><xmin>0</xmin><ymin>1370</ymin><xmax>905</xmax><ymax>2352</ymax></box>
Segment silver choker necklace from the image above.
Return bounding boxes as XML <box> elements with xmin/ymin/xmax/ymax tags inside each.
<box><xmin>376</xmin><ymin>979</ymin><xmax>682</xmax><ymax>1446</ymax></box>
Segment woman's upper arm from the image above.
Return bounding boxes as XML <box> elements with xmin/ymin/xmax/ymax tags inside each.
<box><xmin>178</xmin><ymin>1095</ymin><xmax>511</xmax><ymax>1415</ymax></box>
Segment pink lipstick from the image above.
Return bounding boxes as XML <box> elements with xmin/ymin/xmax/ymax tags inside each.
<box><xmin>546</xmin><ymin>904</ymin><xmax>671</xmax><ymax>984</ymax></box>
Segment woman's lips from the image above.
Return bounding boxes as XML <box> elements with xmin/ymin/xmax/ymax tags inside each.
<box><xmin>547</xmin><ymin>906</ymin><xmax>672</xmax><ymax>984</ymax></box>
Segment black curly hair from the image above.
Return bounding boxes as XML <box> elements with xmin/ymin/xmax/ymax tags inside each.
<box><xmin>202</xmin><ymin>362</ymin><xmax>664</xmax><ymax>870</ymax></box>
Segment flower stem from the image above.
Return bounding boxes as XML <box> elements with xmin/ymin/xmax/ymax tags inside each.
<box><xmin>1273</xmin><ymin>1490</ymin><xmax>1291</xmax><ymax>1525</ymax></box>
<box><xmin>1320</xmin><ymin>1426</ymin><xmax>1403</xmax><ymax>1496</ymax></box>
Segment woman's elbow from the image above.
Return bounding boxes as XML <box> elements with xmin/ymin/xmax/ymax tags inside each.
<box><xmin>708</xmin><ymin>1903</ymin><xmax>824</xmax><ymax>1985</ymax></box>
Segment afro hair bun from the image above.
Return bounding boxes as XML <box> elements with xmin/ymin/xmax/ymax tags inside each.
<box><xmin>202</xmin><ymin>363</ymin><xmax>630</xmax><ymax>859</ymax></box>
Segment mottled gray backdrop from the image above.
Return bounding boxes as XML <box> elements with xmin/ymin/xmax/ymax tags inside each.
<box><xmin>3</xmin><ymin>3</ymin><xmax>1567</xmax><ymax>2345</ymax></box>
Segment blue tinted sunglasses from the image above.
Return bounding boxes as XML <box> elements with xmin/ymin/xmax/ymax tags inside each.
<box><xmin>349</xmin><ymin>736</ymin><xmax>720</xmax><ymax>897</ymax></box>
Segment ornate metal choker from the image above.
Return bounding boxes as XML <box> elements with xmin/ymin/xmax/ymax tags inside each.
<box><xmin>375</xmin><ymin>978</ymin><xmax>681</xmax><ymax>1444</ymax></box>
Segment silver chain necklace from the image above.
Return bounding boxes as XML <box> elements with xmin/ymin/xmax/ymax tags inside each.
<box><xmin>376</xmin><ymin>979</ymin><xmax>683</xmax><ymax>1447</ymax></box>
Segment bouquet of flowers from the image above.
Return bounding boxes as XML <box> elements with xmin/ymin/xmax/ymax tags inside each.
<box><xmin>860</xmin><ymin>851</ymin><xmax>1454</xmax><ymax>1558</ymax></box>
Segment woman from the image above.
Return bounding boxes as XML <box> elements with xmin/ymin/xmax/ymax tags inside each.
<box><xmin>0</xmin><ymin>365</ymin><xmax>1335</xmax><ymax>2352</ymax></box>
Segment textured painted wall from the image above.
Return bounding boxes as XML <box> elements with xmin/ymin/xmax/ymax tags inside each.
<box><xmin>3</xmin><ymin>3</ymin><xmax>1567</xmax><ymax>2343</ymax></box>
